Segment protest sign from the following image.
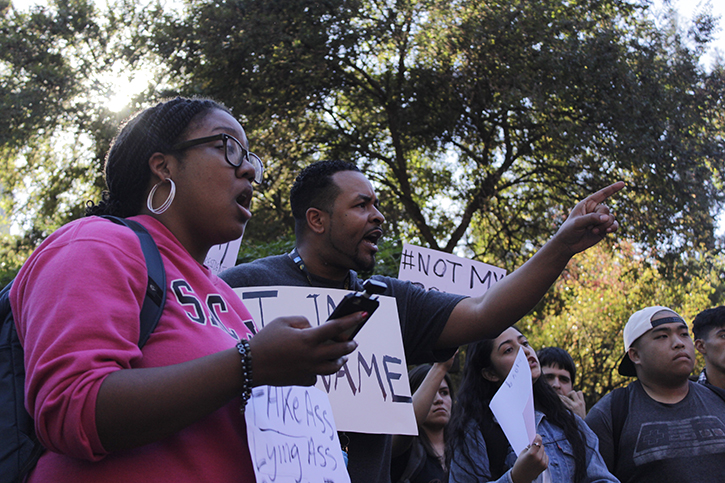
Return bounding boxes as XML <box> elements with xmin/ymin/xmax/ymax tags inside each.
<box><xmin>233</xmin><ymin>285</ymin><xmax>417</xmax><ymax>435</ymax></box>
<box><xmin>397</xmin><ymin>243</ymin><xmax>507</xmax><ymax>296</ymax></box>
<box><xmin>245</xmin><ymin>385</ymin><xmax>350</xmax><ymax>483</ymax></box>
<box><xmin>488</xmin><ymin>347</ymin><xmax>536</xmax><ymax>456</ymax></box>
<box><xmin>204</xmin><ymin>236</ymin><xmax>243</xmax><ymax>276</ymax></box>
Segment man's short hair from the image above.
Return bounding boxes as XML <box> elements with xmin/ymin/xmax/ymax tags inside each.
<box><xmin>537</xmin><ymin>347</ymin><xmax>577</xmax><ymax>386</ymax></box>
<box><xmin>693</xmin><ymin>306</ymin><xmax>725</xmax><ymax>341</ymax></box>
<box><xmin>289</xmin><ymin>160</ymin><xmax>361</xmax><ymax>229</ymax></box>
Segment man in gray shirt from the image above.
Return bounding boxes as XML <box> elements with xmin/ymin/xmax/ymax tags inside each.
<box><xmin>586</xmin><ymin>306</ymin><xmax>725</xmax><ymax>483</ymax></box>
<box><xmin>222</xmin><ymin>160</ymin><xmax>623</xmax><ymax>483</ymax></box>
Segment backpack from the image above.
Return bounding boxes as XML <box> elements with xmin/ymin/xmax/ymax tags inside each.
<box><xmin>0</xmin><ymin>216</ymin><xmax>167</xmax><ymax>483</ymax></box>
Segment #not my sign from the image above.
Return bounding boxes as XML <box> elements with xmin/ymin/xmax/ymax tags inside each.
<box><xmin>233</xmin><ymin>286</ymin><xmax>416</xmax><ymax>436</ymax></box>
<box><xmin>398</xmin><ymin>243</ymin><xmax>507</xmax><ymax>297</ymax></box>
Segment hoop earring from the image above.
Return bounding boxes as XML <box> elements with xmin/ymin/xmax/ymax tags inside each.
<box><xmin>147</xmin><ymin>178</ymin><xmax>176</xmax><ymax>215</ymax></box>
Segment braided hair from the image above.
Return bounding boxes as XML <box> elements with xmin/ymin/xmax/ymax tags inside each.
<box><xmin>446</xmin><ymin>329</ymin><xmax>589</xmax><ymax>482</ymax></box>
<box><xmin>86</xmin><ymin>97</ymin><xmax>230</xmax><ymax>217</ymax></box>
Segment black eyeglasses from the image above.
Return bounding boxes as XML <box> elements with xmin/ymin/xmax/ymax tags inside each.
<box><xmin>171</xmin><ymin>133</ymin><xmax>264</xmax><ymax>184</ymax></box>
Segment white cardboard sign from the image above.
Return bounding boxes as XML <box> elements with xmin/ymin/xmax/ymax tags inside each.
<box><xmin>233</xmin><ymin>286</ymin><xmax>417</xmax><ymax>436</ymax></box>
<box><xmin>245</xmin><ymin>385</ymin><xmax>351</xmax><ymax>483</ymax></box>
<box><xmin>488</xmin><ymin>347</ymin><xmax>536</xmax><ymax>456</ymax></box>
<box><xmin>204</xmin><ymin>236</ymin><xmax>243</xmax><ymax>276</ymax></box>
<box><xmin>397</xmin><ymin>243</ymin><xmax>507</xmax><ymax>296</ymax></box>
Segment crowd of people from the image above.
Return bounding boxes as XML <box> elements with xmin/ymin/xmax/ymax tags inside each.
<box><xmin>399</xmin><ymin>304</ymin><xmax>725</xmax><ymax>483</ymax></box>
<box><xmin>8</xmin><ymin>96</ymin><xmax>725</xmax><ymax>483</ymax></box>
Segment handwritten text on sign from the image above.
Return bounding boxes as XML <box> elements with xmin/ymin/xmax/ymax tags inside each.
<box><xmin>204</xmin><ymin>236</ymin><xmax>243</xmax><ymax>276</ymax></box>
<box><xmin>233</xmin><ymin>286</ymin><xmax>417</xmax><ymax>435</ymax></box>
<box><xmin>245</xmin><ymin>385</ymin><xmax>350</xmax><ymax>483</ymax></box>
<box><xmin>397</xmin><ymin>243</ymin><xmax>507</xmax><ymax>297</ymax></box>
<box><xmin>489</xmin><ymin>347</ymin><xmax>536</xmax><ymax>456</ymax></box>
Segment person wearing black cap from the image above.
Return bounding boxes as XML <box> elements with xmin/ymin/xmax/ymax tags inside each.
<box><xmin>585</xmin><ymin>306</ymin><xmax>725</xmax><ymax>483</ymax></box>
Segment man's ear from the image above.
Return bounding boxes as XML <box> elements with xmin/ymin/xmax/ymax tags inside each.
<box><xmin>306</xmin><ymin>207</ymin><xmax>328</xmax><ymax>235</ymax></box>
<box><xmin>628</xmin><ymin>346</ymin><xmax>641</xmax><ymax>365</ymax></box>
<box><xmin>695</xmin><ymin>339</ymin><xmax>707</xmax><ymax>355</ymax></box>
<box><xmin>148</xmin><ymin>152</ymin><xmax>174</xmax><ymax>183</ymax></box>
<box><xmin>481</xmin><ymin>367</ymin><xmax>500</xmax><ymax>383</ymax></box>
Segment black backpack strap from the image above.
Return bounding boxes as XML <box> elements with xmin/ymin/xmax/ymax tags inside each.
<box><xmin>704</xmin><ymin>382</ymin><xmax>725</xmax><ymax>404</ymax></box>
<box><xmin>609</xmin><ymin>384</ymin><xmax>631</xmax><ymax>471</ymax></box>
<box><xmin>0</xmin><ymin>216</ymin><xmax>166</xmax><ymax>483</ymax></box>
<box><xmin>1</xmin><ymin>280</ymin><xmax>45</xmax><ymax>483</ymax></box>
<box><xmin>101</xmin><ymin>216</ymin><xmax>166</xmax><ymax>348</ymax></box>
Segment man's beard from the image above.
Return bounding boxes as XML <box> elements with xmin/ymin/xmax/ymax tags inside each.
<box><xmin>329</xmin><ymin>238</ymin><xmax>376</xmax><ymax>272</ymax></box>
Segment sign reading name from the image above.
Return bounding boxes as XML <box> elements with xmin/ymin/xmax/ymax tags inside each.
<box><xmin>233</xmin><ymin>286</ymin><xmax>417</xmax><ymax>435</ymax></box>
<box><xmin>204</xmin><ymin>236</ymin><xmax>243</xmax><ymax>276</ymax></box>
<box><xmin>245</xmin><ymin>385</ymin><xmax>350</xmax><ymax>483</ymax></box>
<box><xmin>397</xmin><ymin>243</ymin><xmax>507</xmax><ymax>296</ymax></box>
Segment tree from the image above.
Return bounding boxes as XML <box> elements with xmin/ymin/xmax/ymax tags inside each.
<box><xmin>132</xmin><ymin>0</ymin><xmax>725</xmax><ymax>268</ymax></box>
<box><xmin>0</xmin><ymin>0</ymin><xmax>151</xmax><ymax>237</ymax></box>
<box><xmin>1</xmin><ymin>0</ymin><xmax>724</xmax><ymax>395</ymax></box>
<box><xmin>1</xmin><ymin>0</ymin><xmax>724</xmax><ymax>283</ymax></box>
<box><xmin>521</xmin><ymin>239</ymin><xmax>725</xmax><ymax>407</ymax></box>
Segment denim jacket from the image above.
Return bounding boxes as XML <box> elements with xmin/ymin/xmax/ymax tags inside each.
<box><xmin>449</xmin><ymin>411</ymin><xmax>619</xmax><ymax>483</ymax></box>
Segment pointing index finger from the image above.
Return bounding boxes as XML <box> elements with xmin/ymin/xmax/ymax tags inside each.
<box><xmin>586</xmin><ymin>181</ymin><xmax>625</xmax><ymax>205</ymax></box>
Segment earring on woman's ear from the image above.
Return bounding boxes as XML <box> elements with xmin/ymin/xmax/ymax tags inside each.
<box><xmin>147</xmin><ymin>178</ymin><xmax>176</xmax><ymax>215</ymax></box>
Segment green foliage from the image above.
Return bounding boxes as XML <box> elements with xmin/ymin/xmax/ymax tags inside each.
<box><xmin>2</xmin><ymin>0</ymin><xmax>724</xmax><ymax>265</ymax></box>
<box><xmin>132</xmin><ymin>0</ymin><xmax>725</xmax><ymax>265</ymax></box>
<box><xmin>0</xmin><ymin>0</ymin><xmax>138</xmax><ymax>238</ymax></box>
<box><xmin>0</xmin><ymin>233</ymin><xmax>34</xmax><ymax>287</ymax></box>
<box><xmin>521</xmin><ymin>240</ymin><xmax>725</xmax><ymax>407</ymax></box>
<box><xmin>1</xmin><ymin>3</ymin><xmax>725</xmax><ymax>406</ymax></box>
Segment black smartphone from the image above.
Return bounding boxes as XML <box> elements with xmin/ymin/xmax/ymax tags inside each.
<box><xmin>328</xmin><ymin>279</ymin><xmax>387</xmax><ymax>341</ymax></box>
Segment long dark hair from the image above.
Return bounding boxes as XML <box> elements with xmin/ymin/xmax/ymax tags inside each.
<box><xmin>407</xmin><ymin>364</ymin><xmax>455</xmax><ymax>466</ymax></box>
<box><xmin>445</xmin><ymin>328</ymin><xmax>588</xmax><ymax>482</ymax></box>
<box><xmin>86</xmin><ymin>97</ymin><xmax>230</xmax><ymax>218</ymax></box>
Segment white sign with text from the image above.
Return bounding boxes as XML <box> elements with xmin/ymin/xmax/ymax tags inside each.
<box><xmin>397</xmin><ymin>243</ymin><xmax>507</xmax><ymax>296</ymax></box>
<box><xmin>233</xmin><ymin>285</ymin><xmax>417</xmax><ymax>435</ymax></box>
<box><xmin>204</xmin><ymin>236</ymin><xmax>243</xmax><ymax>276</ymax></box>
<box><xmin>245</xmin><ymin>385</ymin><xmax>351</xmax><ymax>483</ymax></box>
<box><xmin>489</xmin><ymin>347</ymin><xmax>536</xmax><ymax>456</ymax></box>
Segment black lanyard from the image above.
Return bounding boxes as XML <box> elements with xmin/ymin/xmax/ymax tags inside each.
<box><xmin>288</xmin><ymin>248</ymin><xmax>349</xmax><ymax>290</ymax></box>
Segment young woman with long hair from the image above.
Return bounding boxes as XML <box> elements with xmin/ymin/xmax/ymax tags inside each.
<box><xmin>391</xmin><ymin>356</ymin><xmax>456</xmax><ymax>483</ymax></box>
<box><xmin>446</xmin><ymin>327</ymin><xmax>617</xmax><ymax>483</ymax></box>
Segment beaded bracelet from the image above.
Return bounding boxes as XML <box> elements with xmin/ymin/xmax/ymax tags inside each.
<box><xmin>236</xmin><ymin>339</ymin><xmax>253</xmax><ymax>412</ymax></box>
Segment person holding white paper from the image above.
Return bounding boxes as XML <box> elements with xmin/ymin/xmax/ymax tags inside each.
<box><xmin>446</xmin><ymin>327</ymin><xmax>617</xmax><ymax>483</ymax></box>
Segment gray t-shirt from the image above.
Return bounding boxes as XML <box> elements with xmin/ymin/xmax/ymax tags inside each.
<box><xmin>586</xmin><ymin>379</ymin><xmax>725</xmax><ymax>483</ymax></box>
<box><xmin>220</xmin><ymin>254</ymin><xmax>465</xmax><ymax>483</ymax></box>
